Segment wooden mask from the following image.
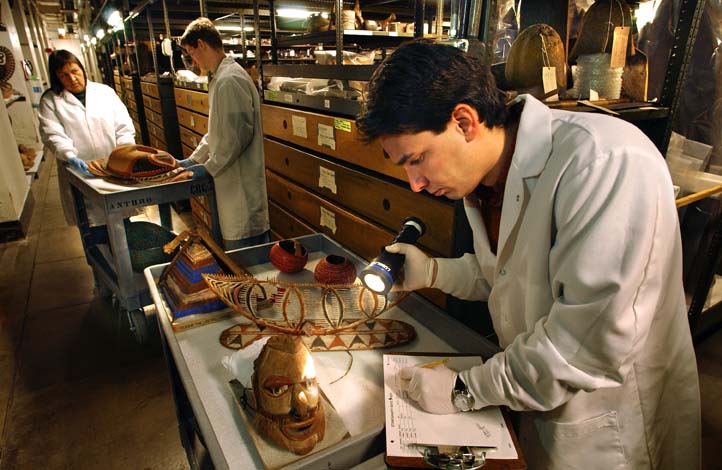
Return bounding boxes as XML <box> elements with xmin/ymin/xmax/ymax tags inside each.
<box><xmin>251</xmin><ymin>336</ymin><xmax>325</xmax><ymax>455</ymax></box>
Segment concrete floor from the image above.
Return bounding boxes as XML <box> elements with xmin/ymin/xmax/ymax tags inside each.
<box><xmin>0</xmin><ymin>156</ymin><xmax>721</xmax><ymax>469</ymax></box>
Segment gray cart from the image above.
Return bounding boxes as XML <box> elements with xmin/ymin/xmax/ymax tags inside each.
<box><xmin>65</xmin><ymin>166</ymin><xmax>220</xmax><ymax>343</ymax></box>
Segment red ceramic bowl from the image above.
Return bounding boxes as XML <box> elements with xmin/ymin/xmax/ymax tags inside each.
<box><xmin>270</xmin><ymin>240</ymin><xmax>308</xmax><ymax>273</ymax></box>
<box><xmin>314</xmin><ymin>254</ymin><xmax>357</xmax><ymax>285</ymax></box>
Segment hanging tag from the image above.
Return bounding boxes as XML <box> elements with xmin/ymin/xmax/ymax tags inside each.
<box><xmin>320</xmin><ymin>207</ymin><xmax>337</xmax><ymax>234</ymax></box>
<box><xmin>589</xmin><ymin>89</ymin><xmax>600</xmax><ymax>101</ymax></box>
<box><xmin>610</xmin><ymin>26</ymin><xmax>630</xmax><ymax>69</ymax></box>
<box><xmin>190</xmin><ymin>115</ymin><xmax>195</xmax><ymax>128</ymax></box>
<box><xmin>542</xmin><ymin>67</ymin><xmax>558</xmax><ymax>102</ymax></box>
<box><xmin>318</xmin><ymin>166</ymin><xmax>337</xmax><ymax>194</ymax></box>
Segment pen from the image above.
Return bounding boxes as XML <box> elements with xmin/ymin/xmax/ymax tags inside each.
<box><xmin>419</xmin><ymin>358</ymin><xmax>450</xmax><ymax>369</ymax></box>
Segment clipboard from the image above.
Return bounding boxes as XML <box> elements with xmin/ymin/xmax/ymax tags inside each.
<box><xmin>383</xmin><ymin>352</ymin><xmax>527</xmax><ymax>470</ymax></box>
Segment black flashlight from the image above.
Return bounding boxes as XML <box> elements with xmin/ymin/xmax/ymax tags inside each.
<box><xmin>360</xmin><ymin>217</ymin><xmax>426</xmax><ymax>294</ymax></box>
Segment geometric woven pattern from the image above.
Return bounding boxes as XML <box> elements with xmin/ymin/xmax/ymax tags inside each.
<box><xmin>203</xmin><ymin>274</ymin><xmax>409</xmax><ymax>336</ymax></box>
<box><xmin>219</xmin><ymin>318</ymin><xmax>417</xmax><ymax>351</ymax></box>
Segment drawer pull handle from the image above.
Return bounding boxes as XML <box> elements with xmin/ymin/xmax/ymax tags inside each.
<box><xmin>284</xmin><ymin>158</ymin><xmax>290</xmax><ymax>166</ymax></box>
<box><xmin>287</xmin><ymin>191</ymin><xmax>292</xmax><ymax>200</ymax></box>
<box><xmin>383</xmin><ymin>199</ymin><xmax>391</xmax><ymax>211</ymax></box>
<box><xmin>282</xmin><ymin>120</ymin><xmax>288</xmax><ymax>129</ymax></box>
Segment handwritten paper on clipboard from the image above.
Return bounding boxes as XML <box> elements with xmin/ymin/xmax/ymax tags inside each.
<box><xmin>383</xmin><ymin>354</ymin><xmax>519</xmax><ymax>462</ymax></box>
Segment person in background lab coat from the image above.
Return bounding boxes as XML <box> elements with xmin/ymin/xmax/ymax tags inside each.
<box><xmin>38</xmin><ymin>49</ymin><xmax>135</xmax><ymax>225</ymax></box>
<box><xmin>357</xmin><ymin>40</ymin><xmax>701</xmax><ymax>469</ymax></box>
<box><xmin>178</xmin><ymin>18</ymin><xmax>270</xmax><ymax>250</ymax></box>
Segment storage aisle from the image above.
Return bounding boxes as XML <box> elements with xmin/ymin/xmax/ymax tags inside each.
<box><xmin>0</xmin><ymin>157</ymin><xmax>189</xmax><ymax>469</ymax></box>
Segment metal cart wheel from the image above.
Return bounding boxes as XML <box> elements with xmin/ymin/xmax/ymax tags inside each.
<box><xmin>127</xmin><ymin>308</ymin><xmax>148</xmax><ymax>344</ymax></box>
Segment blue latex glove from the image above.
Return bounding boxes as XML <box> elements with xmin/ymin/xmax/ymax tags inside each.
<box><xmin>187</xmin><ymin>163</ymin><xmax>209</xmax><ymax>180</ymax></box>
<box><xmin>176</xmin><ymin>158</ymin><xmax>195</xmax><ymax>168</ymax></box>
<box><xmin>68</xmin><ymin>156</ymin><xmax>93</xmax><ymax>177</ymax></box>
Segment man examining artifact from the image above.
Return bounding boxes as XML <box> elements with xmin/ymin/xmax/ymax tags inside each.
<box><xmin>179</xmin><ymin>18</ymin><xmax>269</xmax><ymax>250</ymax></box>
<box><xmin>357</xmin><ymin>40</ymin><xmax>701</xmax><ymax>469</ymax></box>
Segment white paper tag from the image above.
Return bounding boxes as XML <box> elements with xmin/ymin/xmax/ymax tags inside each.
<box><xmin>318</xmin><ymin>166</ymin><xmax>337</xmax><ymax>194</ymax></box>
<box><xmin>292</xmin><ymin>116</ymin><xmax>307</xmax><ymax>139</ymax></box>
<box><xmin>542</xmin><ymin>66</ymin><xmax>558</xmax><ymax>101</ymax></box>
<box><xmin>284</xmin><ymin>93</ymin><xmax>293</xmax><ymax>103</ymax></box>
<box><xmin>186</xmin><ymin>95</ymin><xmax>192</xmax><ymax>106</ymax></box>
<box><xmin>324</xmin><ymin>99</ymin><xmax>331</xmax><ymax>109</ymax></box>
<box><xmin>610</xmin><ymin>26</ymin><xmax>630</xmax><ymax>69</ymax></box>
<box><xmin>317</xmin><ymin>123</ymin><xmax>336</xmax><ymax>150</ymax></box>
<box><xmin>589</xmin><ymin>89</ymin><xmax>599</xmax><ymax>101</ymax></box>
<box><xmin>190</xmin><ymin>115</ymin><xmax>195</xmax><ymax>128</ymax></box>
<box><xmin>320</xmin><ymin>206</ymin><xmax>337</xmax><ymax>233</ymax></box>
<box><xmin>191</xmin><ymin>136</ymin><xmax>198</xmax><ymax>147</ymax></box>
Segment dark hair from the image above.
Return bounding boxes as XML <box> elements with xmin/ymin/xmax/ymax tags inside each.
<box><xmin>180</xmin><ymin>17</ymin><xmax>223</xmax><ymax>50</ymax></box>
<box><xmin>48</xmin><ymin>49</ymin><xmax>86</xmax><ymax>94</ymax></box>
<box><xmin>356</xmin><ymin>40</ymin><xmax>509</xmax><ymax>143</ymax></box>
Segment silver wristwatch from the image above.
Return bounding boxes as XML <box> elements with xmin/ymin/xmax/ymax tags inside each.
<box><xmin>451</xmin><ymin>374</ymin><xmax>475</xmax><ymax>412</ymax></box>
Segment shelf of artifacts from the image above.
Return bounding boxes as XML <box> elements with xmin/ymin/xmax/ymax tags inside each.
<box><xmin>140</xmin><ymin>74</ymin><xmax>182</xmax><ymax>157</ymax></box>
<box><xmin>121</xmin><ymin>74</ymin><xmax>149</xmax><ymax>145</ymax></box>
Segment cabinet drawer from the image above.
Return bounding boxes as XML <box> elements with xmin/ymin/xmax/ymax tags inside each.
<box><xmin>126</xmin><ymin>97</ymin><xmax>137</xmax><ymax>112</ymax></box>
<box><xmin>174</xmin><ymin>88</ymin><xmax>209</xmax><ymax>114</ymax></box>
<box><xmin>177</xmin><ymin>107</ymin><xmax>209</xmax><ymax>135</ymax></box>
<box><xmin>143</xmin><ymin>94</ymin><xmax>162</xmax><ymax>113</ymax></box>
<box><xmin>182</xmin><ymin>143</ymin><xmax>195</xmax><ymax>158</ymax></box>
<box><xmin>261</xmin><ymin>104</ymin><xmax>407</xmax><ymax>182</ymax></box>
<box><xmin>129</xmin><ymin>108</ymin><xmax>140</xmax><ymax>123</ymax></box>
<box><xmin>140</xmin><ymin>81</ymin><xmax>160</xmax><ymax>98</ymax></box>
<box><xmin>264</xmin><ymin>139</ymin><xmax>454</xmax><ymax>256</ymax></box>
<box><xmin>269</xmin><ymin>200</ymin><xmax>315</xmax><ymax>239</ymax></box>
<box><xmin>147</xmin><ymin>121</ymin><xmax>166</xmax><ymax>144</ymax></box>
<box><xmin>122</xmin><ymin>77</ymin><xmax>134</xmax><ymax>91</ymax></box>
<box><xmin>180</xmin><ymin>126</ymin><xmax>203</xmax><ymax>149</ymax></box>
<box><xmin>267</xmin><ymin>170</ymin><xmax>446</xmax><ymax>307</ymax></box>
<box><xmin>145</xmin><ymin>108</ymin><xmax>164</xmax><ymax>128</ymax></box>
<box><xmin>149</xmin><ymin>134</ymin><xmax>167</xmax><ymax>151</ymax></box>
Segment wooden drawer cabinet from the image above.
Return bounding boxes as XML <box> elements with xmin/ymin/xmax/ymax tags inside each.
<box><xmin>182</xmin><ymin>144</ymin><xmax>194</xmax><ymax>158</ymax></box>
<box><xmin>126</xmin><ymin>97</ymin><xmax>137</xmax><ymax>112</ymax></box>
<box><xmin>264</xmin><ymin>138</ymin><xmax>453</xmax><ymax>256</ymax></box>
<box><xmin>140</xmin><ymin>81</ymin><xmax>160</xmax><ymax>99</ymax></box>
<box><xmin>147</xmin><ymin>121</ymin><xmax>166</xmax><ymax>144</ymax></box>
<box><xmin>269</xmin><ymin>200</ymin><xmax>315</xmax><ymax>240</ymax></box>
<box><xmin>174</xmin><ymin>88</ymin><xmax>209</xmax><ymax>114</ymax></box>
<box><xmin>261</xmin><ymin>104</ymin><xmax>407</xmax><ymax>182</ymax></box>
<box><xmin>177</xmin><ymin>107</ymin><xmax>209</xmax><ymax>135</ymax></box>
<box><xmin>180</xmin><ymin>126</ymin><xmax>203</xmax><ymax>149</ymax></box>
<box><xmin>142</xmin><ymin>94</ymin><xmax>162</xmax><ymax>114</ymax></box>
<box><xmin>129</xmin><ymin>109</ymin><xmax>140</xmax><ymax>123</ymax></box>
<box><xmin>145</xmin><ymin>108</ymin><xmax>164</xmax><ymax>128</ymax></box>
<box><xmin>149</xmin><ymin>134</ymin><xmax>167</xmax><ymax>151</ymax></box>
<box><xmin>266</xmin><ymin>170</ymin><xmax>446</xmax><ymax>307</ymax></box>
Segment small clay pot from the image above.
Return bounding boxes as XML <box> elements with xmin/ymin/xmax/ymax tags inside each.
<box><xmin>314</xmin><ymin>254</ymin><xmax>357</xmax><ymax>285</ymax></box>
<box><xmin>270</xmin><ymin>240</ymin><xmax>308</xmax><ymax>273</ymax></box>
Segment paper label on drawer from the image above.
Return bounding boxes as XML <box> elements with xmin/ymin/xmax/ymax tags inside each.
<box><xmin>318</xmin><ymin>166</ymin><xmax>337</xmax><ymax>194</ymax></box>
<box><xmin>317</xmin><ymin>123</ymin><xmax>336</xmax><ymax>150</ymax></box>
<box><xmin>292</xmin><ymin>116</ymin><xmax>307</xmax><ymax>139</ymax></box>
<box><xmin>320</xmin><ymin>206</ymin><xmax>337</xmax><ymax>233</ymax></box>
<box><xmin>334</xmin><ymin>119</ymin><xmax>352</xmax><ymax>133</ymax></box>
<box><xmin>266</xmin><ymin>90</ymin><xmax>278</xmax><ymax>101</ymax></box>
<box><xmin>324</xmin><ymin>99</ymin><xmax>331</xmax><ymax>109</ymax></box>
<box><xmin>284</xmin><ymin>93</ymin><xmax>293</xmax><ymax>103</ymax></box>
<box><xmin>190</xmin><ymin>115</ymin><xmax>196</xmax><ymax>127</ymax></box>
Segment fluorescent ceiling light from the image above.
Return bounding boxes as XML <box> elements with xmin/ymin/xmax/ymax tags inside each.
<box><xmin>107</xmin><ymin>10</ymin><xmax>122</xmax><ymax>28</ymax></box>
<box><xmin>90</xmin><ymin>37</ymin><xmax>97</xmax><ymax>45</ymax></box>
<box><xmin>83</xmin><ymin>34</ymin><xmax>89</xmax><ymax>42</ymax></box>
<box><xmin>276</xmin><ymin>8</ymin><xmax>310</xmax><ymax>19</ymax></box>
<box><xmin>96</xmin><ymin>28</ymin><xmax>105</xmax><ymax>39</ymax></box>
<box><xmin>216</xmin><ymin>25</ymin><xmax>254</xmax><ymax>32</ymax></box>
<box><xmin>57</xmin><ymin>27</ymin><xmax>65</xmax><ymax>35</ymax></box>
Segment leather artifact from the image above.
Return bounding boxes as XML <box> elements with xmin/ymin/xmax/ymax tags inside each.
<box><xmin>251</xmin><ymin>336</ymin><xmax>325</xmax><ymax>455</ymax></box>
<box><xmin>506</xmin><ymin>23</ymin><xmax>567</xmax><ymax>97</ymax></box>
<box><xmin>87</xmin><ymin>144</ymin><xmax>192</xmax><ymax>184</ymax></box>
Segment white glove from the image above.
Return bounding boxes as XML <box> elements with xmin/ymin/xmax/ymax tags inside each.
<box><xmin>384</xmin><ymin>243</ymin><xmax>437</xmax><ymax>292</ymax></box>
<box><xmin>399</xmin><ymin>364</ymin><xmax>457</xmax><ymax>414</ymax></box>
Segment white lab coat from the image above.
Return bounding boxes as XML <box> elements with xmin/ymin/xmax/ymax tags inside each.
<box><xmin>435</xmin><ymin>95</ymin><xmax>700</xmax><ymax>469</ymax></box>
<box><xmin>188</xmin><ymin>57</ymin><xmax>269</xmax><ymax>242</ymax></box>
<box><xmin>38</xmin><ymin>81</ymin><xmax>135</xmax><ymax>225</ymax></box>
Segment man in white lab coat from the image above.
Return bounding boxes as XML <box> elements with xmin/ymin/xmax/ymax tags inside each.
<box><xmin>178</xmin><ymin>18</ymin><xmax>270</xmax><ymax>250</ymax></box>
<box><xmin>357</xmin><ymin>40</ymin><xmax>701</xmax><ymax>469</ymax></box>
<box><xmin>38</xmin><ymin>49</ymin><xmax>135</xmax><ymax>225</ymax></box>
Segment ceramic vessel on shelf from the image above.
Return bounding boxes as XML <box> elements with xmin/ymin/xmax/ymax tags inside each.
<box><xmin>270</xmin><ymin>240</ymin><xmax>308</xmax><ymax>273</ymax></box>
<box><xmin>314</xmin><ymin>254</ymin><xmax>357</xmax><ymax>285</ymax></box>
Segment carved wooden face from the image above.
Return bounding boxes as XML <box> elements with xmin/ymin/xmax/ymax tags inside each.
<box><xmin>252</xmin><ymin>336</ymin><xmax>325</xmax><ymax>455</ymax></box>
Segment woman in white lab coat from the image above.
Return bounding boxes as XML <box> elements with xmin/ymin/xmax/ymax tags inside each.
<box><xmin>38</xmin><ymin>49</ymin><xmax>135</xmax><ymax>225</ymax></box>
